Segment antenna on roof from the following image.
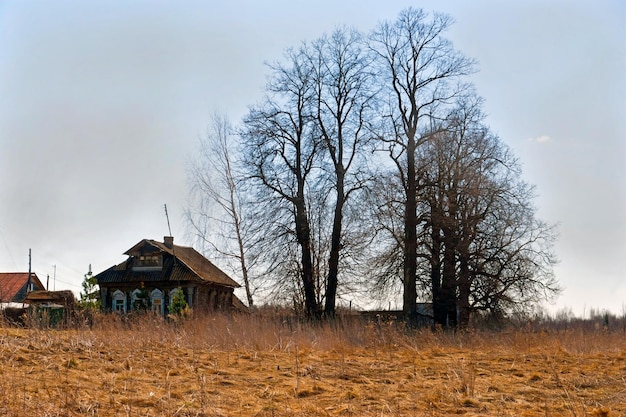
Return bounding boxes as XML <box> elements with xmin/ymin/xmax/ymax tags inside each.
<box><xmin>163</xmin><ymin>204</ymin><xmax>178</xmax><ymax>276</ymax></box>
<box><xmin>164</xmin><ymin>204</ymin><xmax>173</xmax><ymax>237</ymax></box>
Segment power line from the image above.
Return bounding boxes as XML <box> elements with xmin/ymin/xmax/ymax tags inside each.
<box><xmin>0</xmin><ymin>226</ymin><xmax>17</xmax><ymax>270</ymax></box>
<box><xmin>31</xmin><ymin>271</ymin><xmax>81</xmax><ymax>289</ymax></box>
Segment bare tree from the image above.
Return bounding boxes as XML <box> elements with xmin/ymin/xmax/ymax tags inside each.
<box><xmin>240</xmin><ymin>29</ymin><xmax>378</xmax><ymax>319</ymax></box>
<box><xmin>240</xmin><ymin>47</ymin><xmax>322</xmax><ymax>318</ymax></box>
<box><xmin>187</xmin><ymin>113</ymin><xmax>254</xmax><ymax>307</ymax></box>
<box><xmin>466</xmin><ymin>177</ymin><xmax>560</xmax><ymax>322</ymax></box>
<box><xmin>420</xmin><ymin>96</ymin><xmax>559</xmax><ymax>327</ymax></box>
<box><xmin>309</xmin><ymin>27</ymin><xmax>377</xmax><ymax>317</ymax></box>
<box><xmin>369</xmin><ymin>8</ymin><xmax>475</xmax><ymax>322</ymax></box>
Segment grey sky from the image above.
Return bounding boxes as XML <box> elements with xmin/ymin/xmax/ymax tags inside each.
<box><xmin>1</xmin><ymin>1</ymin><xmax>624</xmax><ymax>315</ymax></box>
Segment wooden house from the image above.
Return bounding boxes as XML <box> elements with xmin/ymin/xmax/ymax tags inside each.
<box><xmin>94</xmin><ymin>237</ymin><xmax>243</xmax><ymax>316</ymax></box>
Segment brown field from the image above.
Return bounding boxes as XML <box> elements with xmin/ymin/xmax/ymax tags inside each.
<box><xmin>0</xmin><ymin>313</ymin><xmax>625</xmax><ymax>416</ymax></box>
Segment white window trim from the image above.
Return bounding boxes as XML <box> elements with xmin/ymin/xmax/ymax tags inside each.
<box><xmin>112</xmin><ymin>290</ymin><xmax>126</xmax><ymax>313</ymax></box>
<box><xmin>169</xmin><ymin>288</ymin><xmax>184</xmax><ymax>300</ymax></box>
<box><xmin>131</xmin><ymin>288</ymin><xmax>148</xmax><ymax>311</ymax></box>
<box><xmin>150</xmin><ymin>288</ymin><xmax>164</xmax><ymax>316</ymax></box>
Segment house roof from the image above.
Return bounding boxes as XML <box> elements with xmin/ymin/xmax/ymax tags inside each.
<box><xmin>0</xmin><ymin>272</ymin><xmax>45</xmax><ymax>302</ymax></box>
<box><xmin>96</xmin><ymin>239</ymin><xmax>241</xmax><ymax>288</ymax></box>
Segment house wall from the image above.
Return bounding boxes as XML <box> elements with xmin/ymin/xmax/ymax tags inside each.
<box><xmin>100</xmin><ymin>283</ymin><xmax>235</xmax><ymax>316</ymax></box>
<box><xmin>194</xmin><ymin>285</ymin><xmax>234</xmax><ymax>312</ymax></box>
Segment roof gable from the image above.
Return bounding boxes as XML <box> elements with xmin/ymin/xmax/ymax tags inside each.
<box><xmin>124</xmin><ymin>239</ymin><xmax>165</xmax><ymax>256</ymax></box>
<box><xmin>0</xmin><ymin>273</ymin><xmax>46</xmax><ymax>302</ymax></box>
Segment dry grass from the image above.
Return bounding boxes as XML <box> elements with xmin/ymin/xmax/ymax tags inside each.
<box><xmin>0</xmin><ymin>313</ymin><xmax>625</xmax><ymax>416</ymax></box>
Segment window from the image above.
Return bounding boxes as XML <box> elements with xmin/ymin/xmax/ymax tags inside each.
<box><xmin>112</xmin><ymin>290</ymin><xmax>126</xmax><ymax>313</ymax></box>
<box><xmin>137</xmin><ymin>255</ymin><xmax>161</xmax><ymax>267</ymax></box>
<box><xmin>132</xmin><ymin>254</ymin><xmax>163</xmax><ymax>272</ymax></box>
<box><xmin>151</xmin><ymin>288</ymin><xmax>164</xmax><ymax>316</ymax></box>
<box><xmin>152</xmin><ymin>299</ymin><xmax>163</xmax><ymax>315</ymax></box>
<box><xmin>186</xmin><ymin>287</ymin><xmax>194</xmax><ymax>308</ymax></box>
<box><xmin>131</xmin><ymin>289</ymin><xmax>148</xmax><ymax>311</ymax></box>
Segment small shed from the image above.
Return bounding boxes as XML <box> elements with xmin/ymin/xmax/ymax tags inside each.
<box><xmin>24</xmin><ymin>290</ymin><xmax>77</xmax><ymax>327</ymax></box>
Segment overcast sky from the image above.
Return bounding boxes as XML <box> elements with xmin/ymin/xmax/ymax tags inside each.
<box><xmin>1</xmin><ymin>1</ymin><xmax>624</xmax><ymax>316</ymax></box>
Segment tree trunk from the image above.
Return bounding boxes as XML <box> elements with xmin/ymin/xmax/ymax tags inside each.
<box><xmin>230</xmin><ymin>180</ymin><xmax>253</xmax><ymax>308</ymax></box>
<box><xmin>403</xmin><ymin>136</ymin><xmax>419</xmax><ymax>324</ymax></box>
<box><xmin>324</xmin><ymin>174</ymin><xmax>344</xmax><ymax>318</ymax></box>
<box><xmin>430</xmin><ymin>221</ymin><xmax>446</xmax><ymax>327</ymax></box>
<box><xmin>441</xmin><ymin>225</ymin><xmax>458</xmax><ymax>328</ymax></box>
<box><xmin>235</xmin><ymin>226</ymin><xmax>253</xmax><ymax>308</ymax></box>
<box><xmin>295</xmin><ymin>197</ymin><xmax>318</xmax><ymax>319</ymax></box>
<box><xmin>457</xmin><ymin>252</ymin><xmax>471</xmax><ymax>327</ymax></box>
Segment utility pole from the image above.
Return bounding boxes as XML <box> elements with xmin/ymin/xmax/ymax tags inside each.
<box><xmin>27</xmin><ymin>249</ymin><xmax>32</xmax><ymax>293</ymax></box>
<box><xmin>24</xmin><ymin>248</ymin><xmax>32</xmax><ymax>308</ymax></box>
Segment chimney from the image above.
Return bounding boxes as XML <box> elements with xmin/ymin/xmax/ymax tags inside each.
<box><xmin>164</xmin><ymin>236</ymin><xmax>174</xmax><ymax>248</ymax></box>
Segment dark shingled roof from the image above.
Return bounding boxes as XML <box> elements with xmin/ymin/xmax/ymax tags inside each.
<box><xmin>95</xmin><ymin>239</ymin><xmax>240</xmax><ymax>288</ymax></box>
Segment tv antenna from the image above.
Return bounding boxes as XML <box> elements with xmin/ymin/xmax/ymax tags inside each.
<box><xmin>164</xmin><ymin>204</ymin><xmax>173</xmax><ymax>236</ymax></box>
<box><xmin>163</xmin><ymin>204</ymin><xmax>178</xmax><ymax>271</ymax></box>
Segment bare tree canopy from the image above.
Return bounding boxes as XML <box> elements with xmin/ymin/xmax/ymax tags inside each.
<box><xmin>369</xmin><ymin>8</ymin><xmax>476</xmax><ymax>323</ymax></box>
<box><xmin>309</xmin><ymin>27</ymin><xmax>377</xmax><ymax>317</ymax></box>
<box><xmin>240</xmin><ymin>46</ymin><xmax>322</xmax><ymax>318</ymax></box>
<box><xmin>419</xmin><ymin>96</ymin><xmax>560</xmax><ymax>327</ymax></box>
<box><xmin>187</xmin><ymin>7</ymin><xmax>560</xmax><ymax>326</ymax></box>
<box><xmin>187</xmin><ymin>113</ymin><xmax>255</xmax><ymax>307</ymax></box>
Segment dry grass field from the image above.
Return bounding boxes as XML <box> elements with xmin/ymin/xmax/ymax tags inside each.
<box><xmin>0</xmin><ymin>313</ymin><xmax>625</xmax><ymax>416</ymax></box>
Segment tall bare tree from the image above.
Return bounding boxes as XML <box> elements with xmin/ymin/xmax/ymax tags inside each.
<box><xmin>309</xmin><ymin>27</ymin><xmax>377</xmax><ymax>317</ymax></box>
<box><xmin>187</xmin><ymin>113</ymin><xmax>255</xmax><ymax>307</ymax></box>
<box><xmin>240</xmin><ymin>47</ymin><xmax>322</xmax><ymax>318</ymax></box>
<box><xmin>369</xmin><ymin>8</ymin><xmax>475</xmax><ymax>322</ymax></box>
